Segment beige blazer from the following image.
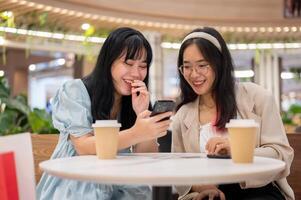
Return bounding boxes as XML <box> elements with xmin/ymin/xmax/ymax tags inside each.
<box><xmin>172</xmin><ymin>82</ymin><xmax>294</xmax><ymax>200</ymax></box>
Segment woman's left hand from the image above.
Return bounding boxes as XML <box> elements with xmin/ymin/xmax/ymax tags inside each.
<box><xmin>131</xmin><ymin>80</ymin><xmax>150</xmax><ymax>115</ymax></box>
<box><xmin>191</xmin><ymin>185</ymin><xmax>225</xmax><ymax>200</ymax></box>
<box><xmin>206</xmin><ymin>137</ymin><xmax>231</xmax><ymax>155</ymax></box>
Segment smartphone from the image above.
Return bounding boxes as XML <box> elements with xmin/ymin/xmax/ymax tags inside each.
<box><xmin>207</xmin><ymin>154</ymin><xmax>231</xmax><ymax>159</ymax></box>
<box><xmin>150</xmin><ymin>100</ymin><xmax>175</xmax><ymax>121</ymax></box>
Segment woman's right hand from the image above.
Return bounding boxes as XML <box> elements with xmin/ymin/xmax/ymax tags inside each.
<box><xmin>131</xmin><ymin>110</ymin><xmax>172</xmax><ymax>143</ymax></box>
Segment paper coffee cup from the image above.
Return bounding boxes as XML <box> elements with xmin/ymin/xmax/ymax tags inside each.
<box><xmin>92</xmin><ymin>120</ymin><xmax>121</xmax><ymax>159</ymax></box>
<box><xmin>226</xmin><ymin>119</ymin><xmax>259</xmax><ymax>163</ymax></box>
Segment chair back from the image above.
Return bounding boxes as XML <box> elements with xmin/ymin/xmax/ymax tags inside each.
<box><xmin>0</xmin><ymin>133</ymin><xmax>36</xmax><ymax>200</ymax></box>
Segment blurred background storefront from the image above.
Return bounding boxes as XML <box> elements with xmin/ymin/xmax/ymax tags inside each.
<box><xmin>1</xmin><ymin>0</ymin><xmax>301</xmax><ymax>132</ymax></box>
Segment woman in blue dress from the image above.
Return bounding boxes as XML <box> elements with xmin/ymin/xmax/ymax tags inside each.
<box><xmin>37</xmin><ymin>27</ymin><xmax>172</xmax><ymax>200</ymax></box>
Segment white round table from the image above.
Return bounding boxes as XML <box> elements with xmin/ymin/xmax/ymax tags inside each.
<box><xmin>40</xmin><ymin>153</ymin><xmax>285</xmax><ymax>186</ymax></box>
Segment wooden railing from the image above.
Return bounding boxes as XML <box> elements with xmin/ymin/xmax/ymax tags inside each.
<box><xmin>31</xmin><ymin>134</ymin><xmax>59</xmax><ymax>183</ymax></box>
<box><xmin>287</xmin><ymin>133</ymin><xmax>301</xmax><ymax>200</ymax></box>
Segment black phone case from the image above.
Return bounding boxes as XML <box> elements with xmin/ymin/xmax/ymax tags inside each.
<box><xmin>150</xmin><ymin>100</ymin><xmax>175</xmax><ymax>120</ymax></box>
<box><xmin>207</xmin><ymin>154</ymin><xmax>231</xmax><ymax>159</ymax></box>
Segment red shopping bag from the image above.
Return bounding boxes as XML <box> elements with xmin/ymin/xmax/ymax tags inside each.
<box><xmin>0</xmin><ymin>151</ymin><xmax>19</xmax><ymax>200</ymax></box>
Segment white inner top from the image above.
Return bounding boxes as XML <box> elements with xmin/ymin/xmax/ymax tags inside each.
<box><xmin>199</xmin><ymin>123</ymin><xmax>227</xmax><ymax>153</ymax></box>
<box><xmin>92</xmin><ymin>120</ymin><xmax>121</xmax><ymax>128</ymax></box>
<box><xmin>226</xmin><ymin>119</ymin><xmax>259</xmax><ymax>128</ymax></box>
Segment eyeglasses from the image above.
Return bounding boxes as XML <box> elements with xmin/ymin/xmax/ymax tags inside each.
<box><xmin>179</xmin><ymin>62</ymin><xmax>210</xmax><ymax>76</ymax></box>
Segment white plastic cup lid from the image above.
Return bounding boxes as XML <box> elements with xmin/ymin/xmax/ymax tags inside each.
<box><xmin>92</xmin><ymin>120</ymin><xmax>121</xmax><ymax>128</ymax></box>
<box><xmin>225</xmin><ymin>119</ymin><xmax>259</xmax><ymax>128</ymax></box>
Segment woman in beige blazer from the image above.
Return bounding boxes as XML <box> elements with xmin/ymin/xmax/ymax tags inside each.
<box><xmin>172</xmin><ymin>27</ymin><xmax>294</xmax><ymax>200</ymax></box>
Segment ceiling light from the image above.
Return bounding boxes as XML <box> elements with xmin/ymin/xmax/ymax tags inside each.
<box><xmin>236</xmin><ymin>44</ymin><xmax>248</xmax><ymax>50</ymax></box>
<box><xmin>123</xmin><ymin>19</ymin><xmax>130</xmax><ymax>24</ymax></box>
<box><xmin>92</xmin><ymin>15</ymin><xmax>99</xmax><ymax>20</ymax></box>
<box><xmin>0</xmin><ymin>70</ymin><xmax>4</xmax><ymax>77</ymax></box>
<box><xmin>28</xmin><ymin>2</ymin><xmax>35</xmax><ymax>7</ymax></box>
<box><xmin>75</xmin><ymin>12</ymin><xmax>83</xmax><ymax>17</ymax></box>
<box><xmin>285</xmin><ymin>43</ymin><xmax>301</xmax><ymax>48</ymax></box>
<box><xmin>2</xmin><ymin>11</ymin><xmax>14</xmax><ymax>18</ymax></box>
<box><xmin>220</xmin><ymin>27</ymin><xmax>227</xmax><ymax>32</ymax></box>
<box><xmin>56</xmin><ymin>58</ymin><xmax>66</xmax><ymax>66</ymax></box>
<box><xmin>234</xmin><ymin>70</ymin><xmax>254</xmax><ymax>78</ymax></box>
<box><xmin>257</xmin><ymin>43</ymin><xmax>272</xmax><ymax>49</ymax></box>
<box><xmin>259</xmin><ymin>27</ymin><xmax>266</xmax><ymax>32</ymax></box>
<box><xmin>53</xmin><ymin>8</ymin><xmax>61</xmax><ymax>13</ymax></box>
<box><xmin>84</xmin><ymin>14</ymin><xmax>91</xmax><ymax>18</ymax></box>
<box><xmin>251</xmin><ymin>27</ymin><xmax>258</xmax><ymax>32</ymax></box>
<box><xmin>146</xmin><ymin>22</ymin><xmax>154</xmax><ymax>27</ymax></box>
<box><xmin>67</xmin><ymin>10</ymin><xmax>75</xmax><ymax>15</ymax></box>
<box><xmin>184</xmin><ymin>25</ymin><xmax>191</xmax><ymax>30</ymax></box>
<box><xmin>52</xmin><ymin>33</ymin><xmax>64</xmax><ymax>39</ymax></box>
<box><xmin>19</xmin><ymin>1</ymin><xmax>27</xmax><ymax>5</ymax></box>
<box><xmin>131</xmin><ymin>20</ymin><xmax>138</xmax><ymax>25</ymax></box>
<box><xmin>0</xmin><ymin>37</ymin><xmax>5</xmax><ymax>45</ymax></box>
<box><xmin>81</xmin><ymin>23</ymin><xmax>90</xmax><ymax>30</ymax></box>
<box><xmin>281</xmin><ymin>72</ymin><xmax>294</xmax><ymax>79</ymax></box>
<box><xmin>272</xmin><ymin>43</ymin><xmax>285</xmax><ymax>48</ymax></box>
<box><xmin>267</xmin><ymin>27</ymin><xmax>274</xmax><ymax>32</ymax></box>
<box><xmin>100</xmin><ymin>16</ymin><xmax>108</xmax><ymax>21</ymax></box>
<box><xmin>138</xmin><ymin>21</ymin><xmax>146</xmax><ymax>26</ymax></box>
<box><xmin>244</xmin><ymin>27</ymin><xmax>251</xmax><ymax>32</ymax></box>
<box><xmin>60</xmin><ymin>9</ymin><xmax>68</xmax><ymax>14</ymax></box>
<box><xmin>284</xmin><ymin>27</ymin><xmax>290</xmax><ymax>32</ymax></box>
<box><xmin>16</xmin><ymin>29</ymin><xmax>27</xmax><ymax>35</ymax></box>
<box><xmin>247</xmin><ymin>44</ymin><xmax>257</xmax><ymax>49</ymax></box>
<box><xmin>108</xmin><ymin>17</ymin><xmax>116</xmax><ymax>22</ymax></box>
<box><xmin>236</xmin><ymin>27</ymin><xmax>243</xmax><ymax>32</ymax></box>
<box><xmin>29</xmin><ymin>64</ymin><xmax>36</xmax><ymax>71</ymax></box>
<box><xmin>36</xmin><ymin>4</ymin><xmax>44</xmax><ymax>9</ymax></box>
<box><xmin>116</xmin><ymin>18</ymin><xmax>123</xmax><ymax>23</ymax></box>
<box><xmin>228</xmin><ymin>27</ymin><xmax>235</xmax><ymax>32</ymax></box>
<box><xmin>44</xmin><ymin>6</ymin><xmax>53</xmax><ymax>11</ymax></box>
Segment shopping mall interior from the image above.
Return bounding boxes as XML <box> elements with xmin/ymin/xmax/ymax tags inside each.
<box><xmin>0</xmin><ymin>0</ymin><xmax>301</xmax><ymax>199</ymax></box>
<box><xmin>1</xmin><ymin>0</ymin><xmax>301</xmax><ymax>128</ymax></box>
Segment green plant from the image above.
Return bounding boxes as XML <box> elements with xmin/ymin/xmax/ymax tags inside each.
<box><xmin>282</xmin><ymin>103</ymin><xmax>301</xmax><ymax>127</ymax></box>
<box><xmin>28</xmin><ymin>108</ymin><xmax>58</xmax><ymax>134</ymax></box>
<box><xmin>0</xmin><ymin>76</ymin><xmax>59</xmax><ymax>135</ymax></box>
<box><xmin>288</xmin><ymin>104</ymin><xmax>301</xmax><ymax>114</ymax></box>
<box><xmin>282</xmin><ymin>112</ymin><xmax>293</xmax><ymax>125</ymax></box>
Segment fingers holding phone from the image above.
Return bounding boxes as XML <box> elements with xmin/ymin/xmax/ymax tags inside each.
<box><xmin>133</xmin><ymin>110</ymin><xmax>170</xmax><ymax>142</ymax></box>
<box><xmin>150</xmin><ymin>111</ymin><xmax>173</xmax><ymax>122</ymax></box>
<box><xmin>132</xmin><ymin>100</ymin><xmax>175</xmax><ymax>143</ymax></box>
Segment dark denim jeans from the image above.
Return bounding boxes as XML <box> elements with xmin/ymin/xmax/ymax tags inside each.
<box><xmin>218</xmin><ymin>182</ymin><xmax>285</xmax><ymax>200</ymax></box>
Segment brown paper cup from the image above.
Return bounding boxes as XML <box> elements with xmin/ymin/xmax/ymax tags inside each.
<box><xmin>92</xmin><ymin>120</ymin><xmax>121</xmax><ymax>159</ymax></box>
<box><xmin>226</xmin><ymin>119</ymin><xmax>259</xmax><ymax>163</ymax></box>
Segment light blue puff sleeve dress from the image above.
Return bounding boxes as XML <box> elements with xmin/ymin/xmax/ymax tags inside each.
<box><xmin>36</xmin><ymin>79</ymin><xmax>151</xmax><ymax>200</ymax></box>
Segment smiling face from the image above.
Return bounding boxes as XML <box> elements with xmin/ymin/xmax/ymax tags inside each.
<box><xmin>182</xmin><ymin>43</ymin><xmax>215</xmax><ymax>96</ymax></box>
<box><xmin>111</xmin><ymin>50</ymin><xmax>148</xmax><ymax>96</ymax></box>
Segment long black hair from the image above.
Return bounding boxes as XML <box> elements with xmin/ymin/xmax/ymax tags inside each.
<box><xmin>82</xmin><ymin>27</ymin><xmax>152</xmax><ymax>130</ymax></box>
<box><xmin>177</xmin><ymin>27</ymin><xmax>237</xmax><ymax>129</ymax></box>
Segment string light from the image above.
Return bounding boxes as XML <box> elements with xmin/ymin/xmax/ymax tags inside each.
<box><xmin>2</xmin><ymin>1</ymin><xmax>301</xmax><ymax>33</ymax></box>
<box><xmin>161</xmin><ymin>41</ymin><xmax>301</xmax><ymax>50</ymax></box>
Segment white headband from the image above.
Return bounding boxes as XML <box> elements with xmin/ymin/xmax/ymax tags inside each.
<box><xmin>182</xmin><ymin>32</ymin><xmax>222</xmax><ymax>52</ymax></box>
